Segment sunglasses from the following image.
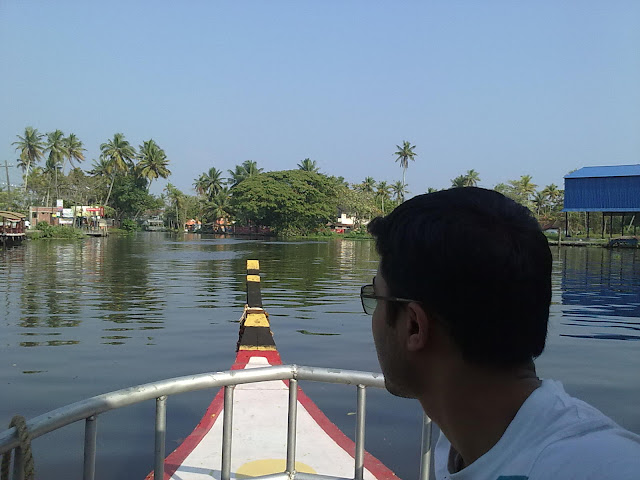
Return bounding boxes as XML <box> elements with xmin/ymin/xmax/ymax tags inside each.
<box><xmin>360</xmin><ymin>284</ymin><xmax>417</xmax><ymax>315</ymax></box>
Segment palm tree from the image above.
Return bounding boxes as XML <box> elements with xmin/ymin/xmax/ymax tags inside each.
<box><xmin>532</xmin><ymin>191</ymin><xmax>548</xmax><ymax>215</ymax></box>
<box><xmin>205</xmin><ymin>186</ymin><xmax>232</xmax><ymax>223</ymax></box>
<box><xmin>451</xmin><ymin>175</ymin><xmax>467</xmax><ymax>188</ymax></box>
<box><xmin>89</xmin><ymin>157</ymin><xmax>114</xmax><ymax>205</ymax></box>
<box><xmin>194</xmin><ymin>167</ymin><xmax>224</xmax><ymax>199</ymax></box>
<box><xmin>13</xmin><ymin>127</ymin><xmax>44</xmax><ymax>192</ymax></box>
<box><xmin>393</xmin><ymin>140</ymin><xmax>417</xmax><ymax>191</ymax></box>
<box><xmin>376</xmin><ymin>181</ymin><xmax>391</xmax><ymax>215</ymax></box>
<box><xmin>100</xmin><ymin>133</ymin><xmax>136</xmax><ymax>173</ymax></box>
<box><xmin>100</xmin><ymin>133</ymin><xmax>137</xmax><ymax>206</ymax></box>
<box><xmin>359</xmin><ymin>176</ymin><xmax>376</xmax><ymax>194</ymax></box>
<box><xmin>297</xmin><ymin>158</ymin><xmax>319</xmax><ymax>173</ymax></box>
<box><xmin>542</xmin><ymin>183</ymin><xmax>561</xmax><ymax>210</ymax></box>
<box><xmin>44</xmin><ymin>130</ymin><xmax>68</xmax><ymax>204</ymax></box>
<box><xmin>62</xmin><ymin>133</ymin><xmax>86</xmax><ymax>173</ymax></box>
<box><xmin>517</xmin><ymin>175</ymin><xmax>537</xmax><ymax>202</ymax></box>
<box><xmin>227</xmin><ymin>160</ymin><xmax>263</xmax><ymax>187</ymax></box>
<box><xmin>391</xmin><ymin>180</ymin><xmax>407</xmax><ymax>204</ymax></box>
<box><xmin>164</xmin><ymin>183</ymin><xmax>185</xmax><ymax>230</ymax></box>
<box><xmin>464</xmin><ymin>169</ymin><xmax>480</xmax><ymax>187</ymax></box>
<box><xmin>137</xmin><ymin>139</ymin><xmax>171</xmax><ymax>191</ymax></box>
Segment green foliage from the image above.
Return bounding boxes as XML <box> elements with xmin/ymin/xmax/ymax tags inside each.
<box><xmin>35</xmin><ymin>222</ymin><xmax>84</xmax><ymax>239</ymax></box>
<box><xmin>297</xmin><ymin>158</ymin><xmax>319</xmax><ymax>173</ymax></box>
<box><xmin>451</xmin><ymin>170</ymin><xmax>481</xmax><ymax>188</ymax></box>
<box><xmin>136</xmin><ymin>139</ymin><xmax>170</xmax><ymax>190</ymax></box>
<box><xmin>109</xmin><ymin>174</ymin><xmax>160</xmax><ymax>220</ymax></box>
<box><xmin>231</xmin><ymin>170</ymin><xmax>339</xmax><ymax>235</ymax></box>
<box><xmin>227</xmin><ymin>160</ymin><xmax>263</xmax><ymax>187</ymax></box>
<box><xmin>394</xmin><ymin>140</ymin><xmax>417</xmax><ymax>190</ymax></box>
<box><xmin>344</xmin><ymin>228</ymin><xmax>371</xmax><ymax>239</ymax></box>
<box><xmin>120</xmin><ymin>218</ymin><xmax>139</xmax><ymax>232</ymax></box>
<box><xmin>336</xmin><ymin>185</ymin><xmax>377</xmax><ymax>225</ymax></box>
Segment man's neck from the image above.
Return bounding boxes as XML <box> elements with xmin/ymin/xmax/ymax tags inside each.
<box><xmin>420</xmin><ymin>362</ymin><xmax>541</xmax><ymax>470</ymax></box>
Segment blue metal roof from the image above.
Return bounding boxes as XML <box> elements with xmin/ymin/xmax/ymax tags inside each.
<box><xmin>565</xmin><ymin>165</ymin><xmax>640</xmax><ymax>179</ymax></box>
<box><xmin>563</xmin><ymin>174</ymin><xmax>640</xmax><ymax>212</ymax></box>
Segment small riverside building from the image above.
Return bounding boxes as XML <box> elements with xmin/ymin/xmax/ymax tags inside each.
<box><xmin>563</xmin><ymin>164</ymin><xmax>640</xmax><ymax>238</ymax></box>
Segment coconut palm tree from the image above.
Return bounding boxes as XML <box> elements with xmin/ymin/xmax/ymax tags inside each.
<box><xmin>227</xmin><ymin>160</ymin><xmax>263</xmax><ymax>187</ymax></box>
<box><xmin>517</xmin><ymin>175</ymin><xmax>537</xmax><ymax>202</ymax></box>
<box><xmin>297</xmin><ymin>158</ymin><xmax>319</xmax><ymax>173</ymax></box>
<box><xmin>62</xmin><ymin>133</ymin><xmax>86</xmax><ymax>173</ymax></box>
<box><xmin>44</xmin><ymin>130</ymin><xmax>68</xmax><ymax>204</ymax></box>
<box><xmin>205</xmin><ymin>186</ymin><xmax>232</xmax><ymax>223</ymax></box>
<box><xmin>89</xmin><ymin>157</ymin><xmax>115</xmax><ymax>205</ymax></box>
<box><xmin>464</xmin><ymin>169</ymin><xmax>481</xmax><ymax>187</ymax></box>
<box><xmin>391</xmin><ymin>180</ymin><xmax>408</xmax><ymax>203</ymax></box>
<box><xmin>451</xmin><ymin>175</ymin><xmax>467</xmax><ymax>188</ymax></box>
<box><xmin>542</xmin><ymin>183</ymin><xmax>561</xmax><ymax>210</ymax></box>
<box><xmin>13</xmin><ymin>127</ymin><xmax>45</xmax><ymax>192</ymax></box>
<box><xmin>376</xmin><ymin>181</ymin><xmax>391</xmax><ymax>215</ymax></box>
<box><xmin>137</xmin><ymin>139</ymin><xmax>171</xmax><ymax>191</ymax></box>
<box><xmin>194</xmin><ymin>167</ymin><xmax>224</xmax><ymax>199</ymax></box>
<box><xmin>100</xmin><ymin>133</ymin><xmax>136</xmax><ymax>174</ymax></box>
<box><xmin>164</xmin><ymin>182</ymin><xmax>185</xmax><ymax>230</ymax></box>
<box><xmin>393</xmin><ymin>140</ymin><xmax>417</xmax><ymax>191</ymax></box>
<box><xmin>532</xmin><ymin>191</ymin><xmax>548</xmax><ymax>215</ymax></box>
<box><xmin>100</xmin><ymin>133</ymin><xmax>136</xmax><ymax>206</ymax></box>
<box><xmin>359</xmin><ymin>176</ymin><xmax>376</xmax><ymax>194</ymax></box>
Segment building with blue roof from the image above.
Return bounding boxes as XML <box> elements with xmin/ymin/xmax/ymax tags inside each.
<box><xmin>563</xmin><ymin>165</ymin><xmax>640</xmax><ymax>238</ymax></box>
<box><xmin>564</xmin><ymin>165</ymin><xmax>640</xmax><ymax>212</ymax></box>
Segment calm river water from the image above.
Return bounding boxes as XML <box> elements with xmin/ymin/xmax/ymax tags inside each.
<box><xmin>1</xmin><ymin>234</ymin><xmax>639</xmax><ymax>479</ymax></box>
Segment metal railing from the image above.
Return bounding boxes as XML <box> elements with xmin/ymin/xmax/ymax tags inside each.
<box><xmin>0</xmin><ymin>365</ymin><xmax>432</xmax><ymax>480</ymax></box>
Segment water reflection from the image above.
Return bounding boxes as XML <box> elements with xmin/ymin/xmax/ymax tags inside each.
<box><xmin>560</xmin><ymin>247</ymin><xmax>640</xmax><ymax>340</ymax></box>
<box><xmin>2</xmin><ymin>237</ymin><xmax>640</xmax><ymax>480</ymax></box>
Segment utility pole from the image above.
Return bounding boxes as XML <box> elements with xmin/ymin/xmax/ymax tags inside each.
<box><xmin>3</xmin><ymin>160</ymin><xmax>11</xmax><ymax>209</ymax></box>
<box><xmin>4</xmin><ymin>160</ymin><xmax>10</xmax><ymax>195</ymax></box>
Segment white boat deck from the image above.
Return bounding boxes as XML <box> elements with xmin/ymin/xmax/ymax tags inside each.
<box><xmin>162</xmin><ymin>355</ymin><xmax>391</xmax><ymax>479</ymax></box>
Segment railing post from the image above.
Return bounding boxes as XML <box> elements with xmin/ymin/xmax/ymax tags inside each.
<box><xmin>155</xmin><ymin>396</ymin><xmax>167</xmax><ymax>480</ymax></box>
<box><xmin>354</xmin><ymin>385</ymin><xmax>366</xmax><ymax>480</ymax></box>
<box><xmin>419</xmin><ymin>413</ymin><xmax>433</xmax><ymax>480</ymax></box>
<box><xmin>83</xmin><ymin>415</ymin><xmax>98</xmax><ymax>480</ymax></box>
<box><xmin>286</xmin><ymin>379</ymin><xmax>298</xmax><ymax>474</ymax></box>
<box><xmin>221</xmin><ymin>385</ymin><xmax>235</xmax><ymax>480</ymax></box>
<box><xmin>11</xmin><ymin>446</ymin><xmax>24</xmax><ymax>480</ymax></box>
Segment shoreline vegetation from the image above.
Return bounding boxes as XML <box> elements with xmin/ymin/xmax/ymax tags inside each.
<box><xmin>24</xmin><ymin>224</ymin><xmax>638</xmax><ymax>250</ymax></box>
<box><xmin>4</xmin><ymin>128</ymin><xmax>638</xmax><ymax>239</ymax></box>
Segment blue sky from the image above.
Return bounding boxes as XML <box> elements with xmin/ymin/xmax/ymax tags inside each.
<box><xmin>1</xmin><ymin>1</ymin><xmax>639</xmax><ymax>196</ymax></box>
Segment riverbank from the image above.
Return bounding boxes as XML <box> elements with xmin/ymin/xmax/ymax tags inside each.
<box><xmin>26</xmin><ymin>226</ymin><xmax>129</xmax><ymax>239</ymax></box>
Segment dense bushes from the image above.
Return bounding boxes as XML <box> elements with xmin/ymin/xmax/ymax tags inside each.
<box><xmin>35</xmin><ymin>222</ymin><xmax>84</xmax><ymax>239</ymax></box>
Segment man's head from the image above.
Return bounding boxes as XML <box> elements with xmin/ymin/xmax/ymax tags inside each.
<box><xmin>367</xmin><ymin>187</ymin><xmax>552</xmax><ymax>372</ymax></box>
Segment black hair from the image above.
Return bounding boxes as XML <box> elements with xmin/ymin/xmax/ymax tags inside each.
<box><xmin>368</xmin><ymin>187</ymin><xmax>552</xmax><ymax>367</ymax></box>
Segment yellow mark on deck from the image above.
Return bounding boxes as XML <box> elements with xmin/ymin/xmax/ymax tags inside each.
<box><xmin>238</xmin><ymin>345</ymin><xmax>277</xmax><ymax>351</ymax></box>
<box><xmin>236</xmin><ymin>459</ymin><xmax>316</xmax><ymax>478</ymax></box>
<box><xmin>247</xmin><ymin>260</ymin><xmax>260</xmax><ymax>271</ymax></box>
<box><xmin>245</xmin><ymin>313</ymin><xmax>269</xmax><ymax>327</ymax></box>
<box><xmin>247</xmin><ymin>275</ymin><xmax>261</xmax><ymax>283</ymax></box>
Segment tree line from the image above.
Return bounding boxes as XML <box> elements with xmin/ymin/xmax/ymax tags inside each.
<box><xmin>4</xmin><ymin>127</ymin><xmax>591</xmax><ymax>236</ymax></box>
<box><xmin>6</xmin><ymin>127</ymin><xmax>171</xmax><ymax>227</ymax></box>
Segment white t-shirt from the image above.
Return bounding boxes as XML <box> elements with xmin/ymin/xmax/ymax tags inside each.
<box><xmin>434</xmin><ymin>379</ymin><xmax>640</xmax><ymax>480</ymax></box>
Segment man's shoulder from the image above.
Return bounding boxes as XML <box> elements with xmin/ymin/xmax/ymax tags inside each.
<box><xmin>529</xmin><ymin>426</ymin><xmax>640</xmax><ymax>479</ymax></box>
<box><xmin>523</xmin><ymin>380</ymin><xmax>640</xmax><ymax>479</ymax></box>
<box><xmin>434</xmin><ymin>379</ymin><xmax>640</xmax><ymax>480</ymax></box>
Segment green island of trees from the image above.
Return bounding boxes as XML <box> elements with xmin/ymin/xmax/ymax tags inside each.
<box><xmin>3</xmin><ymin>127</ymin><xmax>619</xmax><ymax>238</ymax></box>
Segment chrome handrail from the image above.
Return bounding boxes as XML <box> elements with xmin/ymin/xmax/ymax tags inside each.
<box><xmin>0</xmin><ymin>365</ymin><xmax>432</xmax><ymax>480</ymax></box>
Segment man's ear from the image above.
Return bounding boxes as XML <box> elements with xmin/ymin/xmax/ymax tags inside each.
<box><xmin>405</xmin><ymin>302</ymin><xmax>429</xmax><ymax>352</ymax></box>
